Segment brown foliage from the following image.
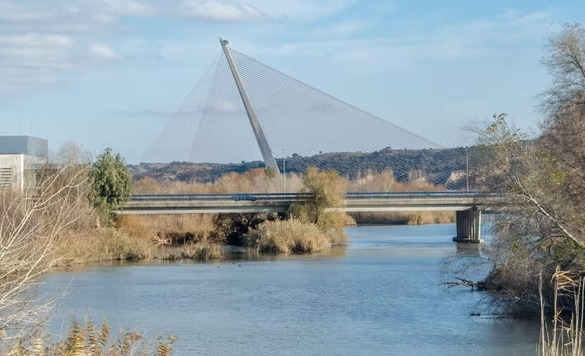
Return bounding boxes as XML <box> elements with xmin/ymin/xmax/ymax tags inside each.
<box><xmin>133</xmin><ymin>169</ymin><xmax>304</xmax><ymax>194</ymax></box>
<box><xmin>0</xmin><ymin>163</ymin><xmax>92</xmax><ymax>339</ymax></box>
<box><xmin>245</xmin><ymin>220</ymin><xmax>331</xmax><ymax>253</ymax></box>
<box><xmin>465</xmin><ymin>24</ymin><xmax>585</xmax><ymax>312</ymax></box>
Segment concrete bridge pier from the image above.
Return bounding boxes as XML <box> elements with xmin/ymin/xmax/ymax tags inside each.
<box><xmin>453</xmin><ymin>209</ymin><xmax>483</xmax><ymax>243</ymax></box>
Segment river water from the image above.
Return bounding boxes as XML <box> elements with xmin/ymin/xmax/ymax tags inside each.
<box><xmin>42</xmin><ymin>224</ymin><xmax>539</xmax><ymax>355</ymax></box>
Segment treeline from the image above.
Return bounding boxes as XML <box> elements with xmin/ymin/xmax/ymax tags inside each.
<box><xmin>130</xmin><ymin>146</ymin><xmax>472</xmax><ymax>189</ymax></box>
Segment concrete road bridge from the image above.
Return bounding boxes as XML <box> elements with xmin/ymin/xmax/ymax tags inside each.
<box><xmin>120</xmin><ymin>191</ymin><xmax>486</xmax><ymax>243</ymax></box>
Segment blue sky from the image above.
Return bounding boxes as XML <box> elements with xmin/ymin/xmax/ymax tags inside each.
<box><xmin>0</xmin><ymin>0</ymin><xmax>583</xmax><ymax>163</ymax></box>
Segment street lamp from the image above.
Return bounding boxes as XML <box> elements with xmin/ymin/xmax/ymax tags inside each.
<box><xmin>282</xmin><ymin>149</ymin><xmax>286</xmax><ymax>193</ymax></box>
<box><xmin>465</xmin><ymin>146</ymin><xmax>469</xmax><ymax>191</ymax></box>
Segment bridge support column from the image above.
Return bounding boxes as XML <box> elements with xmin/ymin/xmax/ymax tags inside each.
<box><xmin>453</xmin><ymin>210</ymin><xmax>483</xmax><ymax>244</ymax></box>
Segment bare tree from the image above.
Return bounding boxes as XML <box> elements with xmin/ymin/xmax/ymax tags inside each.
<box><xmin>467</xmin><ymin>24</ymin><xmax>585</xmax><ymax>311</ymax></box>
<box><xmin>0</xmin><ymin>162</ymin><xmax>92</xmax><ymax>348</ymax></box>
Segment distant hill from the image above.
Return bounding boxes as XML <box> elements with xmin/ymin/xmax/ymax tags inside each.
<box><xmin>129</xmin><ymin>146</ymin><xmax>472</xmax><ymax>189</ymax></box>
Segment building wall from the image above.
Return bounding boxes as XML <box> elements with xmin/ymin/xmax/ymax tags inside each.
<box><xmin>0</xmin><ymin>154</ymin><xmax>46</xmax><ymax>190</ymax></box>
<box><xmin>0</xmin><ymin>136</ymin><xmax>48</xmax><ymax>157</ymax></box>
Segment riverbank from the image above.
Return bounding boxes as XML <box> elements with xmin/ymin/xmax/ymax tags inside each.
<box><xmin>52</xmin><ymin>211</ymin><xmax>458</xmax><ymax>267</ymax></box>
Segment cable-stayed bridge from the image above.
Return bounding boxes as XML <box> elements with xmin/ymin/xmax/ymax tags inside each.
<box><xmin>145</xmin><ymin>38</ymin><xmax>450</xmax><ymax>178</ymax></box>
<box><xmin>137</xmin><ymin>39</ymin><xmax>481</xmax><ymax>243</ymax></box>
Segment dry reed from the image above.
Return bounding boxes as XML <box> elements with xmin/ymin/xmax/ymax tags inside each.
<box><xmin>7</xmin><ymin>318</ymin><xmax>175</xmax><ymax>356</ymax></box>
<box><xmin>245</xmin><ymin>220</ymin><xmax>332</xmax><ymax>253</ymax></box>
<box><xmin>539</xmin><ymin>268</ymin><xmax>585</xmax><ymax>356</ymax></box>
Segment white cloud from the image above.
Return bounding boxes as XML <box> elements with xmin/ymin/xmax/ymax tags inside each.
<box><xmin>0</xmin><ymin>34</ymin><xmax>73</xmax><ymax>47</ymax></box>
<box><xmin>181</xmin><ymin>1</ymin><xmax>269</xmax><ymax>22</ymax></box>
<box><xmin>0</xmin><ymin>2</ymin><xmax>57</xmax><ymax>22</ymax></box>
<box><xmin>0</xmin><ymin>32</ymin><xmax>120</xmax><ymax>93</ymax></box>
<box><xmin>244</xmin><ymin>0</ymin><xmax>357</xmax><ymax>21</ymax></box>
<box><xmin>0</xmin><ymin>0</ymin><xmax>142</xmax><ymax>94</ymax></box>
<box><xmin>259</xmin><ymin>10</ymin><xmax>553</xmax><ymax>70</ymax></box>
<box><xmin>88</xmin><ymin>44</ymin><xmax>119</xmax><ymax>61</ymax></box>
<box><xmin>99</xmin><ymin>0</ymin><xmax>156</xmax><ymax>16</ymax></box>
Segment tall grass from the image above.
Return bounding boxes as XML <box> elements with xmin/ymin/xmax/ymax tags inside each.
<box><xmin>116</xmin><ymin>214</ymin><xmax>218</xmax><ymax>244</ymax></box>
<box><xmin>56</xmin><ymin>228</ymin><xmax>155</xmax><ymax>265</ymax></box>
<box><xmin>133</xmin><ymin>168</ymin><xmax>304</xmax><ymax>194</ymax></box>
<box><xmin>6</xmin><ymin>318</ymin><xmax>175</xmax><ymax>356</ymax></box>
<box><xmin>539</xmin><ymin>268</ymin><xmax>585</xmax><ymax>356</ymax></box>
<box><xmin>351</xmin><ymin>211</ymin><xmax>454</xmax><ymax>225</ymax></box>
<box><xmin>53</xmin><ymin>213</ymin><xmax>223</xmax><ymax>266</ymax></box>
<box><xmin>245</xmin><ymin>220</ymin><xmax>332</xmax><ymax>253</ymax></box>
<box><xmin>134</xmin><ymin>168</ymin><xmax>450</xmax><ymax>195</ymax></box>
<box><xmin>115</xmin><ymin>214</ymin><xmax>223</xmax><ymax>261</ymax></box>
<box><xmin>347</xmin><ymin>170</ymin><xmax>444</xmax><ymax>192</ymax></box>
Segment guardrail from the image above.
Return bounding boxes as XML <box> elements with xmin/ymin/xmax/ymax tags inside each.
<box><xmin>130</xmin><ymin>190</ymin><xmax>483</xmax><ymax>202</ymax></box>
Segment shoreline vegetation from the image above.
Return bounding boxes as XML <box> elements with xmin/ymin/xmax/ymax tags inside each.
<box><xmin>98</xmin><ymin>168</ymin><xmax>454</xmax><ymax>264</ymax></box>
<box><xmin>55</xmin><ymin>165</ymin><xmax>456</xmax><ymax>267</ymax></box>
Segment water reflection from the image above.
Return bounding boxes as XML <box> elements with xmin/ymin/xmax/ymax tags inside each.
<box><xmin>224</xmin><ymin>245</ymin><xmax>348</xmax><ymax>263</ymax></box>
<box><xmin>455</xmin><ymin>242</ymin><xmax>482</xmax><ymax>256</ymax></box>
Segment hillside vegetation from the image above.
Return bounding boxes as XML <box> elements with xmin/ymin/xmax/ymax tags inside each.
<box><xmin>130</xmin><ymin>146</ymin><xmax>472</xmax><ymax>189</ymax></box>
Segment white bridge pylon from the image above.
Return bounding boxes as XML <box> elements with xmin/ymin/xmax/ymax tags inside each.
<box><xmin>219</xmin><ymin>38</ymin><xmax>280</xmax><ymax>172</ymax></box>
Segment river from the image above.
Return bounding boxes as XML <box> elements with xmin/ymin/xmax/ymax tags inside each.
<box><xmin>42</xmin><ymin>224</ymin><xmax>540</xmax><ymax>355</ymax></box>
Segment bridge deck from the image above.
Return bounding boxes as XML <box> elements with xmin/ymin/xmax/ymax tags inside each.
<box><xmin>119</xmin><ymin>191</ymin><xmax>482</xmax><ymax>215</ymax></box>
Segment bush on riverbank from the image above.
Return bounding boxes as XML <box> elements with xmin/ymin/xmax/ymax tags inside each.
<box><xmin>315</xmin><ymin>211</ymin><xmax>355</xmax><ymax>245</ymax></box>
<box><xmin>158</xmin><ymin>242</ymin><xmax>223</xmax><ymax>261</ymax></box>
<box><xmin>116</xmin><ymin>214</ymin><xmax>219</xmax><ymax>245</ymax></box>
<box><xmin>56</xmin><ymin>228</ymin><xmax>154</xmax><ymax>265</ymax></box>
<box><xmin>286</xmin><ymin>167</ymin><xmax>353</xmax><ymax>246</ymax></box>
<box><xmin>244</xmin><ymin>219</ymin><xmax>331</xmax><ymax>253</ymax></box>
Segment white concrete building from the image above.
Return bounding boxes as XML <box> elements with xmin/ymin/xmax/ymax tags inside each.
<box><xmin>0</xmin><ymin>136</ymin><xmax>48</xmax><ymax>189</ymax></box>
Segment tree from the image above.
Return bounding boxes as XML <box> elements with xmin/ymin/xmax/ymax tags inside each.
<box><xmin>53</xmin><ymin>141</ymin><xmax>92</xmax><ymax>165</ymax></box>
<box><xmin>468</xmin><ymin>24</ymin><xmax>585</xmax><ymax>311</ymax></box>
<box><xmin>288</xmin><ymin>167</ymin><xmax>347</xmax><ymax>225</ymax></box>
<box><xmin>286</xmin><ymin>167</ymin><xmax>352</xmax><ymax>246</ymax></box>
<box><xmin>91</xmin><ymin>148</ymin><xmax>132</xmax><ymax>223</ymax></box>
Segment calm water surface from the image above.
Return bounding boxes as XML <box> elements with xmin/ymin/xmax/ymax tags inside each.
<box><xmin>43</xmin><ymin>224</ymin><xmax>539</xmax><ymax>355</ymax></box>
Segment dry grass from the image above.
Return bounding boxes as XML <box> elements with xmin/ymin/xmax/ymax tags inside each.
<box><xmin>133</xmin><ymin>168</ymin><xmax>304</xmax><ymax>194</ymax></box>
<box><xmin>54</xmin><ymin>213</ymin><xmax>224</xmax><ymax>266</ymax></box>
<box><xmin>116</xmin><ymin>214</ymin><xmax>218</xmax><ymax>244</ymax></box>
<box><xmin>539</xmin><ymin>269</ymin><xmax>585</xmax><ymax>356</ymax></box>
<box><xmin>55</xmin><ymin>228</ymin><xmax>154</xmax><ymax>265</ymax></box>
<box><xmin>245</xmin><ymin>219</ymin><xmax>332</xmax><ymax>253</ymax></box>
<box><xmin>350</xmin><ymin>211</ymin><xmax>454</xmax><ymax>225</ymax></box>
<box><xmin>406</xmin><ymin>211</ymin><xmax>455</xmax><ymax>225</ymax></box>
<box><xmin>157</xmin><ymin>242</ymin><xmax>223</xmax><ymax>261</ymax></box>
<box><xmin>317</xmin><ymin>211</ymin><xmax>354</xmax><ymax>246</ymax></box>
<box><xmin>134</xmin><ymin>168</ymin><xmax>450</xmax><ymax>195</ymax></box>
<box><xmin>347</xmin><ymin>170</ymin><xmax>444</xmax><ymax>192</ymax></box>
<box><xmin>6</xmin><ymin>318</ymin><xmax>175</xmax><ymax>356</ymax></box>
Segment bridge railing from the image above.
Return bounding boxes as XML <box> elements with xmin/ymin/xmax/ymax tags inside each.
<box><xmin>130</xmin><ymin>190</ymin><xmax>483</xmax><ymax>202</ymax></box>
